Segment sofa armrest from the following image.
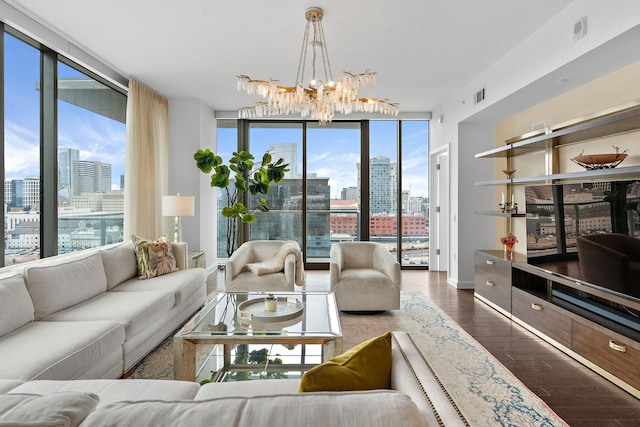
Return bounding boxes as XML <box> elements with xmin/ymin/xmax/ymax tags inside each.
<box><xmin>171</xmin><ymin>242</ymin><xmax>188</xmax><ymax>270</ymax></box>
<box><xmin>391</xmin><ymin>331</ymin><xmax>466</xmax><ymax>426</ymax></box>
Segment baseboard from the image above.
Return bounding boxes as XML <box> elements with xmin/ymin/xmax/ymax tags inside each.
<box><xmin>446</xmin><ymin>278</ymin><xmax>475</xmax><ymax>289</ymax></box>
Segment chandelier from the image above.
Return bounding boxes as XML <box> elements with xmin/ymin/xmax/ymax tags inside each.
<box><xmin>237</xmin><ymin>7</ymin><xmax>399</xmax><ymax>125</ymax></box>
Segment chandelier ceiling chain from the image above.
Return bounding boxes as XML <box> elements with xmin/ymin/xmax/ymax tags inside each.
<box><xmin>237</xmin><ymin>7</ymin><xmax>399</xmax><ymax>125</ymax></box>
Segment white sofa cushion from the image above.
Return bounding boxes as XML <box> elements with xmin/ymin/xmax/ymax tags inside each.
<box><xmin>111</xmin><ymin>268</ymin><xmax>206</xmax><ymax>305</ymax></box>
<box><xmin>0</xmin><ymin>392</ymin><xmax>99</xmax><ymax>427</ymax></box>
<box><xmin>81</xmin><ymin>390</ymin><xmax>425</xmax><ymax>427</ymax></box>
<box><xmin>100</xmin><ymin>241</ymin><xmax>138</xmax><ymax>290</ymax></box>
<box><xmin>0</xmin><ymin>320</ymin><xmax>124</xmax><ymax>380</ymax></box>
<box><xmin>43</xmin><ymin>291</ymin><xmax>175</xmax><ymax>338</ymax></box>
<box><xmin>0</xmin><ymin>379</ymin><xmax>24</xmax><ymax>394</ymax></box>
<box><xmin>0</xmin><ymin>272</ymin><xmax>34</xmax><ymax>337</ymax></box>
<box><xmin>24</xmin><ymin>252</ymin><xmax>107</xmax><ymax>320</ymax></box>
<box><xmin>10</xmin><ymin>379</ymin><xmax>200</xmax><ymax>408</ymax></box>
<box><xmin>195</xmin><ymin>378</ymin><xmax>300</xmax><ymax>399</ymax></box>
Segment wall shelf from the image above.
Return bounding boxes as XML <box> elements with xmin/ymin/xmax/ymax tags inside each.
<box><xmin>475</xmin><ymin>100</ymin><xmax>640</xmax><ymax>159</ymax></box>
<box><xmin>475</xmin><ymin>165</ymin><xmax>640</xmax><ymax>186</ymax></box>
<box><xmin>475</xmin><ymin>210</ymin><xmax>525</xmax><ymax>218</ymax></box>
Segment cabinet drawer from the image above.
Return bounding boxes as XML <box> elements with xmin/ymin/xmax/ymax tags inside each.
<box><xmin>475</xmin><ymin>252</ymin><xmax>511</xmax><ymax>313</ymax></box>
<box><xmin>512</xmin><ymin>288</ymin><xmax>572</xmax><ymax>347</ymax></box>
<box><xmin>572</xmin><ymin>321</ymin><xmax>640</xmax><ymax>390</ymax></box>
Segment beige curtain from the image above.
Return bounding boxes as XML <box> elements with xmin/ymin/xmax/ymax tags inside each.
<box><xmin>124</xmin><ymin>79</ymin><xmax>169</xmax><ymax>240</ymax></box>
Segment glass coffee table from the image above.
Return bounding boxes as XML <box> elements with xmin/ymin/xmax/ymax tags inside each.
<box><xmin>173</xmin><ymin>291</ymin><xmax>342</xmax><ymax>382</ymax></box>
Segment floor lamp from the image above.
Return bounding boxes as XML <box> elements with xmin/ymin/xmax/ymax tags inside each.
<box><xmin>162</xmin><ymin>194</ymin><xmax>195</xmax><ymax>242</ymax></box>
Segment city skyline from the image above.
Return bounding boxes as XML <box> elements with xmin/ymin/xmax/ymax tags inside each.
<box><xmin>217</xmin><ymin>120</ymin><xmax>429</xmax><ymax>201</ymax></box>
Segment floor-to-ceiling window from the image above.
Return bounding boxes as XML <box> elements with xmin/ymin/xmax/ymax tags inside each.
<box><xmin>216</xmin><ymin>118</ymin><xmax>429</xmax><ymax>268</ymax></box>
<box><xmin>2</xmin><ymin>26</ymin><xmax>126</xmax><ymax>267</ymax></box>
<box><xmin>306</xmin><ymin>122</ymin><xmax>361</xmax><ymax>261</ymax></box>
<box><xmin>400</xmin><ymin>120</ymin><xmax>429</xmax><ymax>266</ymax></box>
<box><xmin>247</xmin><ymin>122</ymin><xmax>303</xmax><ymax>248</ymax></box>
<box><xmin>369</xmin><ymin>121</ymin><xmax>399</xmax><ymax>261</ymax></box>
<box><xmin>57</xmin><ymin>60</ymin><xmax>126</xmax><ymax>254</ymax></box>
<box><xmin>3</xmin><ymin>32</ymin><xmax>40</xmax><ymax>266</ymax></box>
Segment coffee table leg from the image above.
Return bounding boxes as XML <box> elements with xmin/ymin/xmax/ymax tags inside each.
<box><xmin>322</xmin><ymin>336</ymin><xmax>343</xmax><ymax>361</ymax></box>
<box><xmin>174</xmin><ymin>338</ymin><xmax>196</xmax><ymax>381</ymax></box>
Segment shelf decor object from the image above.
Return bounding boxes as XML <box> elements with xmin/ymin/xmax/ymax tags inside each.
<box><xmin>570</xmin><ymin>146</ymin><xmax>628</xmax><ymax>170</ymax></box>
<box><xmin>500</xmin><ymin>233</ymin><xmax>518</xmax><ymax>261</ymax></box>
<box><xmin>502</xmin><ymin>169</ymin><xmax>516</xmax><ymax>179</ymax></box>
<box><xmin>236</xmin><ymin>7</ymin><xmax>398</xmax><ymax>125</ymax></box>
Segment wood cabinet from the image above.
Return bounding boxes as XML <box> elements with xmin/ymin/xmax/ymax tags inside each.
<box><xmin>474</xmin><ymin>251</ymin><xmax>512</xmax><ymax>315</ymax></box>
<box><xmin>572</xmin><ymin>320</ymin><xmax>640</xmax><ymax>391</ymax></box>
<box><xmin>473</xmin><ymin>101</ymin><xmax>640</xmax><ymax>397</ymax></box>
<box><xmin>511</xmin><ymin>287</ymin><xmax>572</xmax><ymax>348</ymax></box>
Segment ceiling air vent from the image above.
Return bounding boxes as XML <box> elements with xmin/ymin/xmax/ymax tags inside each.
<box><xmin>474</xmin><ymin>87</ymin><xmax>486</xmax><ymax>105</ymax></box>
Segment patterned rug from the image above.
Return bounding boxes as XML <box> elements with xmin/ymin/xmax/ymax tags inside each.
<box><xmin>129</xmin><ymin>291</ymin><xmax>567</xmax><ymax>426</ymax></box>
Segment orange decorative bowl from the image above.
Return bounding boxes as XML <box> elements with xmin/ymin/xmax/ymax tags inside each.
<box><xmin>571</xmin><ymin>153</ymin><xmax>628</xmax><ymax>170</ymax></box>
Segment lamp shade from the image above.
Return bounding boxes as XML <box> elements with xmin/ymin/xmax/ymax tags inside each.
<box><xmin>162</xmin><ymin>195</ymin><xmax>195</xmax><ymax>217</ymax></box>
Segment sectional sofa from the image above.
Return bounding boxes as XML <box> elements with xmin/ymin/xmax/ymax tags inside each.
<box><xmin>0</xmin><ymin>332</ymin><xmax>463</xmax><ymax>427</ymax></box>
<box><xmin>0</xmin><ymin>240</ymin><xmax>207</xmax><ymax>381</ymax></box>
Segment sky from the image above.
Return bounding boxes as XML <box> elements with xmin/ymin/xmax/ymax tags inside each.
<box><xmin>4</xmin><ymin>33</ymin><xmax>126</xmax><ymax>190</ymax></box>
<box><xmin>217</xmin><ymin>120</ymin><xmax>430</xmax><ymax>199</ymax></box>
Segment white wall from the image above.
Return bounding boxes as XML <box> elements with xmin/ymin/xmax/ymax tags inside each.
<box><xmin>168</xmin><ymin>99</ymin><xmax>217</xmax><ymax>271</ymax></box>
<box><xmin>432</xmin><ymin>0</ymin><xmax>640</xmax><ymax>287</ymax></box>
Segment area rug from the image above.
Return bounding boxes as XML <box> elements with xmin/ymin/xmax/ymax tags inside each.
<box><xmin>128</xmin><ymin>291</ymin><xmax>567</xmax><ymax>426</ymax></box>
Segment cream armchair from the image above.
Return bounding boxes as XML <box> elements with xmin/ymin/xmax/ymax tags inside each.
<box><xmin>225</xmin><ymin>240</ymin><xmax>304</xmax><ymax>292</ymax></box>
<box><xmin>330</xmin><ymin>242</ymin><xmax>401</xmax><ymax>312</ymax></box>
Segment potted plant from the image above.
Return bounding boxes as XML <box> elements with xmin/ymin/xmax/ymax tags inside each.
<box><xmin>194</xmin><ymin>149</ymin><xmax>289</xmax><ymax>256</ymax></box>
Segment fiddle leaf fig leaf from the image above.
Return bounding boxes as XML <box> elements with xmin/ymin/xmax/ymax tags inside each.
<box><xmin>221</xmin><ymin>206</ymin><xmax>235</xmax><ymax>218</ymax></box>
<box><xmin>241</xmin><ymin>213</ymin><xmax>257</xmax><ymax>223</ymax></box>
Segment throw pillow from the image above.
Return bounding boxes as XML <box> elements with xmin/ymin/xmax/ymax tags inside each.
<box><xmin>0</xmin><ymin>392</ymin><xmax>99</xmax><ymax>427</ymax></box>
<box><xmin>299</xmin><ymin>331</ymin><xmax>392</xmax><ymax>392</ymax></box>
<box><xmin>131</xmin><ymin>235</ymin><xmax>178</xmax><ymax>280</ymax></box>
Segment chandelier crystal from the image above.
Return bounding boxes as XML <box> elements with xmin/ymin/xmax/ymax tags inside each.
<box><xmin>237</xmin><ymin>7</ymin><xmax>399</xmax><ymax>125</ymax></box>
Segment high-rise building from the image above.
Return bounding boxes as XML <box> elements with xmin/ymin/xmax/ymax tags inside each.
<box><xmin>268</xmin><ymin>143</ymin><xmax>298</xmax><ymax>176</ymax></box>
<box><xmin>77</xmin><ymin>161</ymin><xmax>112</xmax><ymax>194</ymax></box>
<box><xmin>341</xmin><ymin>186</ymin><xmax>358</xmax><ymax>201</ymax></box>
<box><xmin>369</xmin><ymin>156</ymin><xmax>394</xmax><ymax>214</ymax></box>
<box><xmin>23</xmin><ymin>177</ymin><xmax>40</xmax><ymax>211</ymax></box>
<box><xmin>58</xmin><ymin>147</ymin><xmax>79</xmax><ymax>199</ymax></box>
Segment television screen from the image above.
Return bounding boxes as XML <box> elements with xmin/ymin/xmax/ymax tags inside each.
<box><xmin>525</xmin><ymin>180</ymin><xmax>640</xmax><ymax>261</ymax></box>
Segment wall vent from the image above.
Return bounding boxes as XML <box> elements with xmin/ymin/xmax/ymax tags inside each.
<box><xmin>532</xmin><ymin>121</ymin><xmax>546</xmax><ymax>131</ymax></box>
<box><xmin>474</xmin><ymin>87</ymin><xmax>486</xmax><ymax>104</ymax></box>
<box><xmin>574</xmin><ymin>16</ymin><xmax>587</xmax><ymax>41</ymax></box>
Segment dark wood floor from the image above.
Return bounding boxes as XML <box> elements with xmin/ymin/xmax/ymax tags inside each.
<box><xmin>401</xmin><ymin>270</ymin><xmax>640</xmax><ymax>427</ymax></box>
<box><xmin>210</xmin><ymin>269</ymin><xmax>640</xmax><ymax>425</ymax></box>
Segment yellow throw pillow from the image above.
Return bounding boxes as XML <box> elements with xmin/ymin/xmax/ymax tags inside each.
<box><xmin>299</xmin><ymin>331</ymin><xmax>392</xmax><ymax>392</ymax></box>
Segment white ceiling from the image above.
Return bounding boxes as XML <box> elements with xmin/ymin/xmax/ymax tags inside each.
<box><xmin>7</xmin><ymin>0</ymin><xmax>575</xmax><ymax>114</ymax></box>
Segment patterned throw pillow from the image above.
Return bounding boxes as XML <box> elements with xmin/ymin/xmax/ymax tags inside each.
<box><xmin>131</xmin><ymin>235</ymin><xmax>178</xmax><ymax>280</ymax></box>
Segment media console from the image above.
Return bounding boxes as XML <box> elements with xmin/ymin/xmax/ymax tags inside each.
<box><xmin>475</xmin><ymin>250</ymin><xmax>640</xmax><ymax>398</ymax></box>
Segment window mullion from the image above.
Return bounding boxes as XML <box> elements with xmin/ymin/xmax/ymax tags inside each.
<box><xmin>40</xmin><ymin>48</ymin><xmax>57</xmax><ymax>258</ymax></box>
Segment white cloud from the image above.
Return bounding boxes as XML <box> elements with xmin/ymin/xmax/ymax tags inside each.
<box><xmin>5</xmin><ymin>120</ymin><xmax>40</xmax><ymax>178</ymax></box>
